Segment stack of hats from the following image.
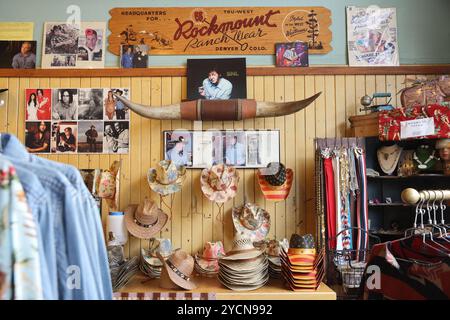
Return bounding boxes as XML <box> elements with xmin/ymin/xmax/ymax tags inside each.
<box><xmin>266</xmin><ymin>239</ymin><xmax>289</xmax><ymax>279</ymax></box>
<box><xmin>158</xmin><ymin>249</ymin><xmax>197</xmax><ymax>290</ymax></box>
<box><xmin>194</xmin><ymin>241</ymin><xmax>225</xmax><ymax>277</ymax></box>
<box><xmin>140</xmin><ymin>238</ymin><xmax>173</xmax><ymax>279</ymax></box>
<box><xmin>281</xmin><ymin>234</ymin><xmax>325</xmax><ymax>291</ymax></box>
<box><xmin>218</xmin><ymin>234</ymin><xmax>269</xmax><ymax>291</ymax></box>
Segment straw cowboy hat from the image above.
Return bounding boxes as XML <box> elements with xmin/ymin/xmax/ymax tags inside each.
<box><xmin>232</xmin><ymin>203</ymin><xmax>270</xmax><ymax>242</ymax></box>
<box><xmin>124</xmin><ymin>200</ymin><xmax>168</xmax><ymax>239</ymax></box>
<box><xmin>200</xmin><ymin>164</ymin><xmax>239</xmax><ymax>203</ymax></box>
<box><xmin>257</xmin><ymin>162</ymin><xmax>293</xmax><ymax>201</ymax></box>
<box><xmin>220</xmin><ymin>233</ymin><xmax>265</xmax><ymax>261</ymax></box>
<box><xmin>158</xmin><ymin>249</ymin><xmax>197</xmax><ymax>290</ymax></box>
<box><xmin>147</xmin><ymin>160</ymin><xmax>186</xmax><ymax>196</ymax></box>
<box><xmin>141</xmin><ymin>238</ymin><xmax>173</xmax><ymax>266</ymax></box>
<box><xmin>195</xmin><ymin>241</ymin><xmax>225</xmax><ymax>273</ymax></box>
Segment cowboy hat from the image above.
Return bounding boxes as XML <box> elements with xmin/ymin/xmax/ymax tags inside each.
<box><xmin>141</xmin><ymin>238</ymin><xmax>173</xmax><ymax>267</ymax></box>
<box><xmin>194</xmin><ymin>241</ymin><xmax>225</xmax><ymax>274</ymax></box>
<box><xmin>147</xmin><ymin>160</ymin><xmax>186</xmax><ymax>196</ymax></box>
<box><xmin>158</xmin><ymin>249</ymin><xmax>197</xmax><ymax>290</ymax></box>
<box><xmin>124</xmin><ymin>200</ymin><xmax>168</xmax><ymax>239</ymax></box>
<box><xmin>220</xmin><ymin>233</ymin><xmax>265</xmax><ymax>261</ymax></box>
<box><xmin>257</xmin><ymin>163</ymin><xmax>293</xmax><ymax>202</ymax></box>
<box><xmin>232</xmin><ymin>203</ymin><xmax>270</xmax><ymax>242</ymax></box>
<box><xmin>201</xmin><ymin>164</ymin><xmax>239</xmax><ymax>203</ymax></box>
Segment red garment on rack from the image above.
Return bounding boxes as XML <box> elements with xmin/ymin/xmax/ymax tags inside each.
<box><xmin>323</xmin><ymin>158</ymin><xmax>337</xmax><ymax>249</ymax></box>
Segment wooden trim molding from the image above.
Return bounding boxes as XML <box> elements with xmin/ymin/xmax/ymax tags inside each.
<box><xmin>0</xmin><ymin>65</ymin><xmax>449</xmax><ymax>78</ymax></box>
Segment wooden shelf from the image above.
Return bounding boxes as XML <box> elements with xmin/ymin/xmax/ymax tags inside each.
<box><xmin>117</xmin><ymin>273</ymin><xmax>336</xmax><ymax>300</ymax></box>
<box><xmin>0</xmin><ymin>65</ymin><xmax>449</xmax><ymax>78</ymax></box>
<box><xmin>369</xmin><ymin>203</ymin><xmax>412</xmax><ymax>207</ymax></box>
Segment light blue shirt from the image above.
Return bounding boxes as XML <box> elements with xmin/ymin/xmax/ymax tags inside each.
<box><xmin>1</xmin><ymin>134</ymin><xmax>112</xmax><ymax>300</ymax></box>
<box><xmin>167</xmin><ymin>147</ymin><xmax>188</xmax><ymax>167</ymax></box>
<box><xmin>225</xmin><ymin>142</ymin><xmax>246</xmax><ymax>166</ymax></box>
<box><xmin>202</xmin><ymin>77</ymin><xmax>233</xmax><ymax>100</ymax></box>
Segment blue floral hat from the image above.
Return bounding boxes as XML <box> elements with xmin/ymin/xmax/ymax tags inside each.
<box><xmin>147</xmin><ymin>160</ymin><xmax>186</xmax><ymax>196</ymax></box>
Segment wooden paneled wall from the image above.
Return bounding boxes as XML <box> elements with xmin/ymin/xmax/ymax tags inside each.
<box><xmin>0</xmin><ymin>73</ymin><xmax>426</xmax><ymax>257</ymax></box>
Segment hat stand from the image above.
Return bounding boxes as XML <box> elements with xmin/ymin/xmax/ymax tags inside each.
<box><xmin>215</xmin><ymin>203</ymin><xmax>225</xmax><ymax>224</ymax></box>
<box><xmin>160</xmin><ymin>193</ymin><xmax>176</xmax><ymax>220</ymax></box>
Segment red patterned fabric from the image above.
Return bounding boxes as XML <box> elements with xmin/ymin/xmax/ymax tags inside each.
<box><xmin>378</xmin><ymin>104</ymin><xmax>450</xmax><ymax>141</ymax></box>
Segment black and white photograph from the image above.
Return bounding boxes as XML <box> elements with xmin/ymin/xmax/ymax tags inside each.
<box><xmin>50</xmin><ymin>54</ymin><xmax>76</xmax><ymax>67</ymax></box>
<box><xmin>246</xmin><ymin>132</ymin><xmax>261</xmax><ymax>166</ymax></box>
<box><xmin>104</xmin><ymin>121</ymin><xmax>129</xmax><ymax>154</ymax></box>
<box><xmin>51</xmin><ymin>121</ymin><xmax>78</xmax><ymax>153</ymax></box>
<box><xmin>247</xmin><ymin>130</ymin><xmax>280</xmax><ymax>166</ymax></box>
<box><xmin>25</xmin><ymin>121</ymin><xmax>51</xmax><ymax>153</ymax></box>
<box><xmin>187</xmin><ymin>58</ymin><xmax>247</xmax><ymax>100</ymax></box>
<box><xmin>120</xmin><ymin>44</ymin><xmax>149</xmax><ymax>68</ymax></box>
<box><xmin>164</xmin><ymin>131</ymin><xmax>193</xmax><ymax>167</ymax></box>
<box><xmin>52</xmin><ymin>89</ymin><xmax>78</xmax><ymax>120</ymax></box>
<box><xmin>224</xmin><ymin>131</ymin><xmax>246</xmax><ymax>166</ymax></box>
<box><xmin>104</xmin><ymin>88</ymin><xmax>130</xmax><ymax>120</ymax></box>
<box><xmin>78</xmin><ymin>88</ymin><xmax>103</xmax><ymax>120</ymax></box>
<box><xmin>77</xmin><ymin>121</ymin><xmax>103</xmax><ymax>153</ymax></box>
<box><xmin>0</xmin><ymin>40</ymin><xmax>36</xmax><ymax>69</ymax></box>
<box><xmin>42</xmin><ymin>22</ymin><xmax>106</xmax><ymax>68</ymax></box>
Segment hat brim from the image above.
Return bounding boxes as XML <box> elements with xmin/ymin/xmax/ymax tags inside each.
<box><xmin>124</xmin><ymin>205</ymin><xmax>168</xmax><ymax>239</ymax></box>
<box><xmin>200</xmin><ymin>168</ymin><xmax>239</xmax><ymax>203</ymax></box>
<box><xmin>218</xmin><ymin>273</ymin><xmax>269</xmax><ymax>291</ymax></box>
<box><xmin>220</xmin><ymin>247</ymin><xmax>264</xmax><ymax>261</ymax></box>
<box><xmin>147</xmin><ymin>168</ymin><xmax>185</xmax><ymax>196</ymax></box>
<box><xmin>158</xmin><ymin>252</ymin><xmax>198</xmax><ymax>290</ymax></box>
<box><xmin>231</xmin><ymin>207</ymin><xmax>271</xmax><ymax>242</ymax></box>
<box><xmin>218</xmin><ymin>254</ymin><xmax>267</xmax><ymax>271</ymax></box>
<box><xmin>257</xmin><ymin>169</ymin><xmax>293</xmax><ymax>201</ymax></box>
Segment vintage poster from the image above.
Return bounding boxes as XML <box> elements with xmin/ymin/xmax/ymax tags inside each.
<box><xmin>108</xmin><ymin>7</ymin><xmax>332</xmax><ymax>55</ymax></box>
<box><xmin>346</xmin><ymin>6</ymin><xmax>399</xmax><ymax>66</ymax></box>
<box><xmin>42</xmin><ymin>22</ymin><xmax>106</xmax><ymax>68</ymax></box>
<box><xmin>24</xmin><ymin>87</ymin><xmax>130</xmax><ymax>154</ymax></box>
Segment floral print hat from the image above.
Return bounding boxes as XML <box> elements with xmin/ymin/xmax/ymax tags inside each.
<box><xmin>147</xmin><ymin>160</ymin><xmax>186</xmax><ymax>196</ymax></box>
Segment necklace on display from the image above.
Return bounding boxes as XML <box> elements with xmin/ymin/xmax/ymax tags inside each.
<box><xmin>413</xmin><ymin>149</ymin><xmax>437</xmax><ymax>169</ymax></box>
<box><xmin>377</xmin><ymin>144</ymin><xmax>403</xmax><ymax>175</ymax></box>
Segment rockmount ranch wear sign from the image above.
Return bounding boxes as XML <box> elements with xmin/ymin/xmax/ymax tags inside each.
<box><xmin>108</xmin><ymin>7</ymin><xmax>332</xmax><ymax>55</ymax></box>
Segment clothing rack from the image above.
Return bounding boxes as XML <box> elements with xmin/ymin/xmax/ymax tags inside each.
<box><xmin>401</xmin><ymin>188</ymin><xmax>450</xmax><ymax>205</ymax></box>
<box><xmin>315</xmin><ymin>137</ymin><xmax>365</xmax><ymax>150</ymax></box>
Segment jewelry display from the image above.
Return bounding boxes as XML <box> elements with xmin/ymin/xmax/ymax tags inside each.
<box><xmin>377</xmin><ymin>144</ymin><xmax>403</xmax><ymax>175</ymax></box>
<box><xmin>413</xmin><ymin>145</ymin><xmax>438</xmax><ymax>171</ymax></box>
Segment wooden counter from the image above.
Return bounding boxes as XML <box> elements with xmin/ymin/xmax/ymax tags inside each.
<box><xmin>117</xmin><ymin>273</ymin><xmax>336</xmax><ymax>300</ymax></box>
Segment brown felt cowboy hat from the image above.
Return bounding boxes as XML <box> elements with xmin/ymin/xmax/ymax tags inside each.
<box><xmin>124</xmin><ymin>200</ymin><xmax>168</xmax><ymax>239</ymax></box>
<box><xmin>158</xmin><ymin>249</ymin><xmax>197</xmax><ymax>290</ymax></box>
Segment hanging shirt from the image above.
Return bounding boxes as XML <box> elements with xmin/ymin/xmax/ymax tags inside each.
<box><xmin>0</xmin><ymin>156</ymin><xmax>43</xmax><ymax>299</ymax></box>
<box><xmin>1</xmin><ymin>134</ymin><xmax>112</xmax><ymax>300</ymax></box>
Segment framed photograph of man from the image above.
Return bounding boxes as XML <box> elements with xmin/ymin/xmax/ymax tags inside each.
<box><xmin>187</xmin><ymin>58</ymin><xmax>247</xmax><ymax>100</ymax></box>
<box><xmin>78</xmin><ymin>88</ymin><xmax>103</xmax><ymax>120</ymax></box>
<box><xmin>25</xmin><ymin>121</ymin><xmax>51</xmax><ymax>153</ymax></box>
<box><xmin>51</xmin><ymin>122</ymin><xmax>78</xmax><ymax>153</ymax></box>
<box><xmin>42</xmin><ymin>22</ymin><xmax>106</xmax><ymax>68</ymax></box>
<box><xmin>168</xmin><ymin>130</ymin><xmax>279</xmax><ymax>168</ymax></box>
<box><xmin>78</xmin><ymin>121</ymin><xmax>103</xmax><ymax>153</ymax></box>
<box><xmin>120</xmin><ymin>44</ymin><xmax>149</xmax><ymax>68</ymax></box>
<box><xmin>52</xmin><ymin>89</ymin><xmax>78</xmax><ymax>120</ymax></box>
<box><xmin>275</xmin><ymin>42</ymin><xmax>309</xmax><ymax>67</ymax></box>
<box><xmin>0</xmin><ymin>40</ymin><xmax>36</xmax><ymax>69</ymax></box>
<box><xmin>25</xmin><ymin>89</ymin><xmax>52</xmax><ymax>121</ymax></box>
<box><xmin>164</xmin><ymin>131</ymin><xmax>193</xmax><ymax>167</ymax></box>
<box><xmin>103</xmin><ymin>88</ymin><xmax>130</xmax><ymax>120</ymax></box>
<box><xmin>103</xmin><ymin>121</ymin><xmax>129</xmax><ymax>154</ymax></box>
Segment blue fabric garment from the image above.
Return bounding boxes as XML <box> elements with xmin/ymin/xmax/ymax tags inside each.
<box><xmin>115</xmin><ymin>100</ymin><xmax>125</xmax><ymax>110</ymax></box>
<box><xmin>1</xmin><ymin>134</ymin><xmax>112</xmax><ymax>300</ymax></box>
<box><xmin>0</xmin><ymin>156</ymin><xmax>43</xmax><ymax>299</ymax></box>
<box><xmin>202</xmin><ymin>77</ymin><xmax>233</xmax><ymax>100</ymax></box>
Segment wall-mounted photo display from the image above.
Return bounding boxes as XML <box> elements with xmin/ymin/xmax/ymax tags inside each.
<box><xmin>0</xmin><ymin>40</ymin><xmax>36</xmax><ymax>69</ymax></box>
<box><xmin>120</xmin><ymin>44</ymin><xmax>149</xmax><ymax>68</ymax></box>
<box><xmin>42</xmin><ymin>22</ymin><xmax>106</xmax><ymax>68</ymax></box>
<box><xmin>24</xmin><ymin>87</ymin><xmax>130</xmax><ymax>154</ymax></box>
<box><xmin>187</xmin><ymin>58</ymin><xmax>247</xmax><ymax>101</ymax></box>
<box><xmin>165</xmin><ymin>130</ymin><xmax>280</xmax><ymax>169</ymax></box>
<box><xmin>275</xmin><ymin>42</ymin><xmax>309</xmax><ymax>67</ymax></box>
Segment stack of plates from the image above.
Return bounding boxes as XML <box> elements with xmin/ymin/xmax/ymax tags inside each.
<box><xmin>218</xmin><ymin>254</ymin><xmax>269</xmax><ymax>291</ymax></box>
<box><xmin>140</xmin><ymin>248</ymin><xmax>164</xmax><ymax>279</ymax></box>
<box><xmin>280</xmin><ymin>247</ymin><xmax>325</xmax><ymax>291</ymax></box>
<box><xmin>194</xmin><ymin>254</ymin><xmax>220</xmax><ymax>277</ymax></box>
<box><xmin>268</xmin><ymin>255</ymin><xmax>282</xmax><ymax>279</ymax></box>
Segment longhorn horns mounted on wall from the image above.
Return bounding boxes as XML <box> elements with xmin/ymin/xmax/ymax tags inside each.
<box><xmin>114</xmin><ymin>92</ymin><xmax>322</xmax><ymax>121</ymax></box>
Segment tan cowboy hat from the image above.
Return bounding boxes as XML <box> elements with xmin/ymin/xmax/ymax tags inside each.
<box><xmin>232</xmin><ymin>203</ymin><xmax>271</xmax><ymax>242</ymax></box>
<box><xmin>220</xmin><ymin>233</ymin><xmax>265</xmax><ymax>261</ymax></box>
<box><xmin>158</xmin><ymin>249</ymin><xmax>197</xmax><ymax>290</ymax></box>
<box><xmin>148</xmin><ymin>160</ymin><xmax>186</xmax><ymax>196</ymax></box>
<box><xmin>200</xmin><ymin>164</ymin><xmax>239</xmax><ymax>203</ymax></box>
<box><xmin>124</xmin><ymin>200</ymin><xmax>168</xmax><ymax>239</ymax></box>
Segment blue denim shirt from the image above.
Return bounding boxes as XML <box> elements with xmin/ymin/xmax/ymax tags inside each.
<box><xmin>2</xmin><ymin>134</ymin><xmax>112</xmax><ymax>300</ymax></box>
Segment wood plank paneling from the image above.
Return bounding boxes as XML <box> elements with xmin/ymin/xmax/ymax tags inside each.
<box><xmin>0</xmin><ymin>70</ymin><xmax>446</xmax><ymax>256</ymax></box>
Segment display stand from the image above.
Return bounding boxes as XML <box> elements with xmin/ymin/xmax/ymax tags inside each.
<box><xmin>117</xmin><ymin>273</ymin><xmax>336</xmax><ymax>300</ymax></box>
